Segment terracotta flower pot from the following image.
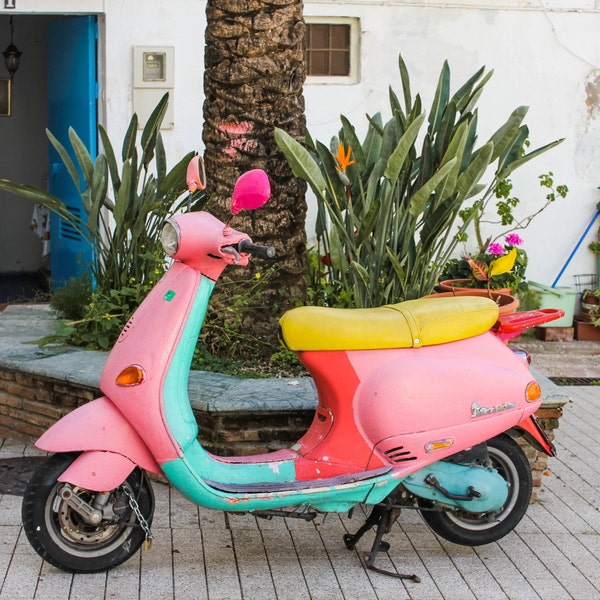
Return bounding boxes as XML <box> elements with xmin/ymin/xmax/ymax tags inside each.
<box><xmin>438</xmin><ymin>279</ymin><xmax>512</xmax><ymax>296</ymax></box>
<box><xmin>574</xmin><ymin>318</ymin><xmax>600</xmax><ymax>341</ymax></box>
<box><xmin>424</xmin><ymin>289</ymin><xmax>519</xmax><ymax>316</ymax></box>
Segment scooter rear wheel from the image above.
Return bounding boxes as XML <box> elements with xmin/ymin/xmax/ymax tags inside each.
<box><xmin>418</xmin><ymin>434</ymin><xmax>531</xmax><ymax>546</ymax></box>
<box><xmin>21</xmin><ymin>452</ymin><xmax>154</xmax><ymax>573</ymax></box>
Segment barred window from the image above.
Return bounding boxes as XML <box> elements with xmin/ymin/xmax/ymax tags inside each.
<box><xmin>306</xmin><ymin>23</ymin><xmax>350</xmax><ymax>76</ymax></box>
<box><xmin>305</xmin><ymin>18</ymin><xmax>359</xmax><ymax>84</ymax></box>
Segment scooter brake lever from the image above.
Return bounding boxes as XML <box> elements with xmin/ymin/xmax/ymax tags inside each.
<box><xmin>221</xmin><ymin>245</ymin><xmax>241</xmax><ymax>265</ymax></box>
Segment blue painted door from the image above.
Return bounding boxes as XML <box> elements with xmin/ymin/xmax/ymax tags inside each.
<box><xmin>47</xmin><ymin>16</ymin><xmax>98</xmax><ymax>289</ymax></box>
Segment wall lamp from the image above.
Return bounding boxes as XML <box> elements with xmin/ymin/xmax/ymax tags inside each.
<box><xmin>3</xmin><ymin>17</ymin><xmax>22</xmax><ymax>80</ymax></box>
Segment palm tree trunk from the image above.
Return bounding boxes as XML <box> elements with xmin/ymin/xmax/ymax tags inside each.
<box><xmin>203</xmin><ymin>0</ymin><xmax>307</xmax><ymax>350</ymax></box>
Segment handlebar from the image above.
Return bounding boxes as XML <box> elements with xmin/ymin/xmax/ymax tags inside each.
<box><xmin>238</xmin><ymin>239</ymin><xmax>276</xmax><ymax>259</ymax></box>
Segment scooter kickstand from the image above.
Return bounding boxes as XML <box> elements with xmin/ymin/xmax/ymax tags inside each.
<box><xmin>344</xmin><ymin>504</ymin><xmax>420</xmax><ymax>582</ymax></box>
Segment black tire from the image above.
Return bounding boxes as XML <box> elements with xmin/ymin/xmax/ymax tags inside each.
<box><xmin>418</xmin><ymin>434</ymin><xmax>532</xmax><ymax>546</ymax></box>
<box><xmin>22</xmin><ymin>452</ymin><xmax>154</xmax><ymax>573</ymax></box>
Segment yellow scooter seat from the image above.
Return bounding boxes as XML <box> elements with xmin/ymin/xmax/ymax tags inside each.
<box><xmin>279</xmin><ymin>296</ymin><xmax>499</xmax><ymax>351</ymax></box>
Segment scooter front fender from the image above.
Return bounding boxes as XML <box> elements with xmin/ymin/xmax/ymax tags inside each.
<box><xmin>58</xmin><ymin>450</ymin><xmax>141</xmax><ymax>491</ymax></box>
<box><xmin>36</xmin><ymin>396</ymin><xmax>161</xmax><ymax>488</ymax></box>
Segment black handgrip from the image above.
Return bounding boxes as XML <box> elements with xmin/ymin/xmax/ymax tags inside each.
<box><xmin>238</xmin><ymin>239</ymin><xmax>276</xmax><ymax>258</ymax></box>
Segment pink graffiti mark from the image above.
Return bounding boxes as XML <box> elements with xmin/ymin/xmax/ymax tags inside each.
<box><xmin>218</xmin><ymin>121</ymin><xmax>258</xmax><ymax>159</ymax></box>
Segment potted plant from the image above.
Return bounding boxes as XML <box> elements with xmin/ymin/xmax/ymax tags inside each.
<box><xmin>574</xmin><ymin>288</ymin><xmax>600</xmax><ymax>341</ymax></box>
<box><xmin>580</xmin><ymin>288</ymin><xmax>600</xmax><ymax>321</ymax></box>
<box><xmin>439</xmin><ymin>166</ymin><xmax>568</xmax><ymax>295</ymax></box>
<box><xmin>439</xmin><ymin>233</ymin><xmax>527</xmax><ymax>295</ymax></box>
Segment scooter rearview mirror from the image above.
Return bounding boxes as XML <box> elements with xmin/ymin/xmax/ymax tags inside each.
<box><xmin>230</xmin><ymin>169</ymin><xmax>271</xmax><ymax>215</ymax></box>
<box><xmin>186</xmin><ymin>155</ymin><xmax>206</xmax><ymax>193</ymax></box>
<box><xmin>185</xmin><ymin>155</ymin><xmax>207</xmax><ymax>213</ymax></box>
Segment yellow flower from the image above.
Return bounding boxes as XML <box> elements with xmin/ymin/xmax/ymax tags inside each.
<box><xmin>336</xmin><ymin>142</ymin><xmax>355</xmax><ymax>172</ymax></box>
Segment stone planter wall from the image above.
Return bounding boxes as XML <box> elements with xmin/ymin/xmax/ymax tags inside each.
<box><xmin>0</xmin><ymin>368</ymin><xmax>95</xmax><ymax>441</ymax></box>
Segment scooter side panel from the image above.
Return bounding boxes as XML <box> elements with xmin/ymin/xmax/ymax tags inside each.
<box><xmin>294</xmin><ymin>350</ymin><xmax>380</xmax><ymax>473</ymax></box>
<box><xmin>36</xmin><ymin>396</ymin><xmax>161</xmax><ymax>474</ymax></box>
<box><xmin>99</xmin><ymin>264</ymin><xmax>205</xmax><ymax>463</ymax></box>
<box><xmin>350</xmin><ymin>333</ymin><xmax>539</xmax><ymax>461</ymax></box>
<box><xmin>369</xmin><ymin>410</ymin><xmax>525</xmax><ymax>474</ymax></box>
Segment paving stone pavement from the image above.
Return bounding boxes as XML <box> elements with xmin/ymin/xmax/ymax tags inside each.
<box><xmin>1</xmin><ymin>304</ymin><xmax>600</xmax><ymax>599</ymax></box>
<box><xmin>1</xmin><ymin>380</ymin><xmax>600</xmax><ymax>599</ymax></box>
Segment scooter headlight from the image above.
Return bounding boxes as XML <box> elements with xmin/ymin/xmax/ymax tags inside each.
<box><xmin>161</xmin><ymin>220</ymin><xmax>180</xmax><ymax>256</ymax></box>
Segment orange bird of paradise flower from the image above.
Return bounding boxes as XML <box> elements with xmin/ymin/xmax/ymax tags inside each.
<box><xmin>336</xmin><ymin>142</ymin><xmax>355</xmax><ymax>172</ymax></box>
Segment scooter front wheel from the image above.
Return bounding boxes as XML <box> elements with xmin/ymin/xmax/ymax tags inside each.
<box><xmin>418</xmin><ymin>434</ymin><xmax>531</xmax><ymax>546</ymax></box>
<box><xmin>21</xmin><ymin>452</ymin><xmax>154</xmax><ymax>573</ymax></box>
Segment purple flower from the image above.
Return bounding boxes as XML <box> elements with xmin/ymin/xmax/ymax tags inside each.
<box><xmin>488</xmin><ymin>242</ymin><xmax>505</xmax><ymax>256</ymax></box>
<box><xmin>504</xmin><ymin>233</ymin><xmax>523</xmax><ymax>246</ymax></box>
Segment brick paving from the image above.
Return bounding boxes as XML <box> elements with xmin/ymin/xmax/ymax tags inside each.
<box><xmin>0</xmin><ymin>381</ymin><xmax>599</xmax><ymax>599</ymax></box>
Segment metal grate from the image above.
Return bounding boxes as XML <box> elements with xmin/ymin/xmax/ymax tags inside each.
<box><xmin>549</xmin><ymin>376</ymin><xmax>600</xmax><ymax>386</ymax></box>
<box><xmin>573</xmin><ymin>274</ymin><xmax>598</xmax><ymax>292</ymax></box>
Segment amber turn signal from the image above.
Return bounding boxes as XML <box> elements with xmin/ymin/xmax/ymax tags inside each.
<box><xmin>116</xmin><ymin>365</ymin><xmax>145</xmax><ymax>387</ymax></box>
<box><xmin>526</xmin><ymin>380</ymin><xmax>542</xmax><ymax>402</ymax></box>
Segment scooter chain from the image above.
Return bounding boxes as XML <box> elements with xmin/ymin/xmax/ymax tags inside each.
<box><xmin>122</xmin><ymin>484</ymin><xmax>153</xmax><ymax>550</ymax></box>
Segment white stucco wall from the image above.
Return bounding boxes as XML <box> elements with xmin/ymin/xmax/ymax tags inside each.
<box><xmin>303</xmin><ymin>1</ymin><xmax>600</xmax><ymax>287</ymax></box>
<box><xmin>3</xmin><ymin>0</ymin><xmax>600</xmax><ymax>288</ymax></box>
<box><xmin>100</xmin><ymin>0</ymin><xmax>205</xmax><ymax>160</ymax></box>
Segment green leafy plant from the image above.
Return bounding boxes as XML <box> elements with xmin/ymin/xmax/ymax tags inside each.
<box><xmin>0</xmin><ymin>93</ymin><xmax>199</xmax><ymax>296</ymax></box>
<box><xmin>49</xmin><ymin>273</ymin><xmax>93</xmax><ymax>320</ymax></box>
<box><xmin>305</xmin><ymin>245</ymin><xmax>353</xmax><ymax>308</ymax></box>
<box><xmin>275</xmin><ymin>55</ymin><xmax>563</xmax><ymax>308</ymax></box>
<box><xmin>200</xmin><ymin>269</ymin><xmax>279</xmax><ymax>359</ymax></box>
<box><xmin>0</xmin><ymin>94</ymin><xmax>202</xmax><ymax>350</ymax></box>
<box><xmin>192</xmin><ymin>267</ymin><xmax>306</xmax><ymax>376</ymax></box>
<box><xmin>462</xmin><ymin>171</ymin><xmax>568</xmax><ymax>255</ymax></box>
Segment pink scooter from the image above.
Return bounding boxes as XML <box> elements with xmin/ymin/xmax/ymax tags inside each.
<box><xmin>22</xmin><ymin>160</ymin><xmax>562</xmax><ymax>580</ymax></box>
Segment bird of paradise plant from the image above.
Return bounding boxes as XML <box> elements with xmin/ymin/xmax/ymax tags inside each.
<box><xmin>276</xmin><ymin>54</ymin><xmax>563</xmax><ymax>308</ymax></box>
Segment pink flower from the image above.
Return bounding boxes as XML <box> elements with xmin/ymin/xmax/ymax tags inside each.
<box><xmin>504</xmin><ymin>233</ymin><xmax>523</xmax><ymax>246</ymax></box>
<box><xmin>488</xmin><ymin>242</ymin><xmax>505</xmax><ymax>256</ymax></box>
